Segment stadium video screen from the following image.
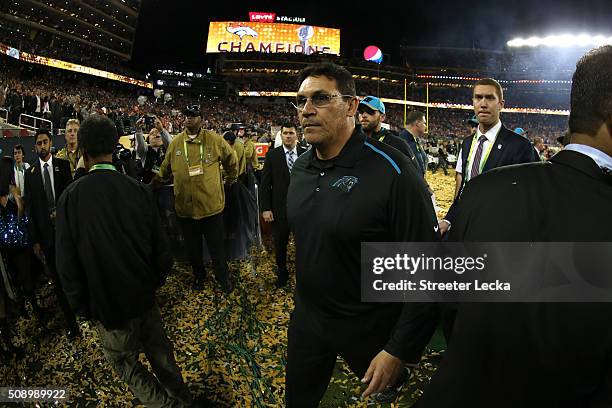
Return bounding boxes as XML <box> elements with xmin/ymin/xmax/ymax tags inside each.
<box><xmin>206</xmin><ymin>21</ymin><xmax>341</xmax><ymax>55</ymax></box>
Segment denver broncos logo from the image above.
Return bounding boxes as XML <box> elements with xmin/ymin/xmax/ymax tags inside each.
<box><xmin>226</xmin><ymin>25</ymin><xmax>259</xmax><ymax>40</ymax></box>
<box><xmin>331</xmin><ymin>176</ymin><xmax>358</xmax><ymax>193</ymax></box>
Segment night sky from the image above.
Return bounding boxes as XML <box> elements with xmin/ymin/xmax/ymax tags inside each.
<box><xmin>132</xmin><ymin>0</ymin><xmax>612</xmax><ymax>71</ymax></box>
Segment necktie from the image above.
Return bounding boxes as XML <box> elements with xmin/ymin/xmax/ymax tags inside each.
<box><xmin>43</xmin><ymin>163</ymin><xmax>55</xmax><ymax>210</ymax></box>
<box><xmin>470</xmin><ymin>135</ymin><xmax>489</xmax><ymax>180</ymax></box>
<box><xmin>287</xmin><ymin>150</ymin><xmax>295</xmax><ymax>172</ymax></box>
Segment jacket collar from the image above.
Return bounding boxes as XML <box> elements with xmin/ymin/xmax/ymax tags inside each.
<box><xmin>550</xmin><ymin>149</ymin><xmax>611</xmax><ymax>186</ymax></box>
<box><xmin>564</xmin><ymin>143</ymin><xmax>612</xmax><ymax>171</ymax></box>
<box><xmin>184</xmin><ymin>128</ymin><xmax>205</xmax><ymax>144</ymax></box>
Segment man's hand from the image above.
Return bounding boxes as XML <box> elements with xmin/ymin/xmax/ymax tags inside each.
<box><xmin>438</xmin><ymin>219</ymin><xmax>451</xmax><ymax>236</ymax></box>
<box><xmin>150</xmin><ymin>174</ymin><xmax>163</xmax><ymax>188</ymax></box>
<box><xmin>262</xmin><ymin>210</ymin><xmax>274</xmax><ymax>223</ymax></box>
<box><xmin>361</xmin><ymin>350</ymin><xmax>403</xmax><ymax>399</ymax></box>
<box><xmin>135</xmin><ymin>117</ymin><xmax>145</xmax><ymax>130</ymax></box>
<box><xmin>33</xmin><ymin>243</ymin><xmax>45</xmax><ymax>263</ymax></box>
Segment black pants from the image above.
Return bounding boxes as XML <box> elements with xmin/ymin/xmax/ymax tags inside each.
<box><xmin>45</xmin><ymin>247</ymin><xmax>78</xmax><ymax>331</ymax></box>
<box><xmin>179</xmin><ymin>214</ymin><xmax>229</xmax><ymax>285</ymax></box>
<box><xmin>285</xmin><ymin>301</ymin><xmax>402</xmax><ymax>407</ymax></box>
<box><xmin>272</xmin><ymin>218</ymin><xmax>290</xmax><ymax>280</ymax></box>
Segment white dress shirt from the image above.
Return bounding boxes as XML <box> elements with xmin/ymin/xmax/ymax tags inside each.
<box><xmin>443</xmin><ymin>121</ymin><xmax>502</xmax><ymax>227</ymax></box>
<box><xmin>464</xmin><ymin>120</ymin><xmax>503</xmax><ymax>181</ymax></box>
<box><xmin>283</xmin><ymin>145</ymin><xmax>297</xmax><ymax>169</ymax></box>
<box><xmin>14</xmin><ymin>162</ymin><xmax>30</xmax><ymax>195</ymax></box>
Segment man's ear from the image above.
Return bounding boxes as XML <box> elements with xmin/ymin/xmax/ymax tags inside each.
<box><xmin>346</xmin><ymin>97</ymin><xmax>359</xmax><ymax>117</ymax></box>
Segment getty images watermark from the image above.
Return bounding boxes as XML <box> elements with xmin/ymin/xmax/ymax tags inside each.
<box><xmin>361</xmin><ymin>243</ymin><xmax>612</xmax><ymax>302</ymax></box>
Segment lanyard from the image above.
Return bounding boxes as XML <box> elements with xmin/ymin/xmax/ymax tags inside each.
<box><xmin>465</xmin><ymin>126</ymin><xmax>500</xmax><ymax>181</ymax></box>
<box><xmin>183</xmin><ymin>135</ymin><xmax>204</xmax><ymax>167</ymax></box>
<box><xmin>89</xmin><ymin>164</ymin><xmax>117</xmax><ymax>172</ymax></box>
<box><xmin>66</xmin><ymin>150</ymin><xmax>80</xmax><ymax>168</ymax></box>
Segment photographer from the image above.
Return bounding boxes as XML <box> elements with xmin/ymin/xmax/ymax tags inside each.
<box><xmin>111</xmin><ymin>143</ymin><xmax>140</xmax><ymax>180</ymax></box>
<box><xmin>136</xmin><ymin>116</ymin><xmax>179</xmax><ymax>253</ymax></box>
<box><xmin>135</xmin><ymin>115</ymin><xmax>172</xmax><ymax>184</ymax></box>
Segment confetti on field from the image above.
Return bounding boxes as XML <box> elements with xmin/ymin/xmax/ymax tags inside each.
<box><xmin>0</xmin><ymin>172</ymin><xmax>455</xmax><ymax>407</ymax></box>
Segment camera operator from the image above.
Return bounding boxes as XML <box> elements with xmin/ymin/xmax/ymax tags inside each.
<box><xmin>112</xmin><ymin>143</ymin><xmax>140</xmax><ymax>180</ymax></box>
<box><xmin>135</xmin><ymin>115</ymin><xmax>172</xmax><ymax>184</ymax></box>
<box><xmin>136</xmin><ymin>115</ymin><xmax>179</xmax><ymax>251</ymax></box>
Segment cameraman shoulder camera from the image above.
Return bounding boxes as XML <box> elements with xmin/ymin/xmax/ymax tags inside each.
<box><xmin>135</xmin><ymin>115</ymin><xmax>172</xmax><ymax>184</ymax></box>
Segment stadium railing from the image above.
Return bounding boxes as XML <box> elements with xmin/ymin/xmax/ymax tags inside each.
<box><xmin>18</xmin><ymin>114</ymin><xmax>53</xmax><ymax>133</ymax></box>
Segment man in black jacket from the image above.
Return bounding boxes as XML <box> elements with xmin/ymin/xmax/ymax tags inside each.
<box><xmin>439</xmin><ymin>78</ymin><xmax>538</xmax><ymax>235</ymax></box>
<box><xmin>24</xmin><ymin>128</ymin><xmax>78</xmax><ymax>338</ymax></box>
<box><xmin>286</xmin><ymin>62</ymin><xmax>439</xmax><ymax>407</ymax></box>
<box><xmin>56</xmin><ymin>116</ymin><xmax>197</xmax><ymax>408</ymax></box>
<box><xmin>259</xmin><ymin>122</ymin><xmax>306</xmax><ymax>287</ymax></box>
<box><xmin>415</xmin><ymin>45</ymin><xmax>612</xmax><ymax>408</ymax></box>
<box><xmin>399</xmin><ymin>111</ymin><xmax>429</xmax><ymax>176</ymax></box>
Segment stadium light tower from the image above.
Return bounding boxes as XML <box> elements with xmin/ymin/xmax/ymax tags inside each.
<box><xmin>507</xmin><ymin>34</ymin><xmax>612</xmax><ymax>48</ymax></box>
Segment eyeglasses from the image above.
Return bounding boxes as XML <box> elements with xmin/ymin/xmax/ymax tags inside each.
<box><xmin>291</xmin><ymin>93</ymin><xmax>354</xmax><ymax>110</ymax></box>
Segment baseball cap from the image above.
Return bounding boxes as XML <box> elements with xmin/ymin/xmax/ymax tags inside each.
<box><xmin>359</xmin><ymin>96</ymin><xmax>385</xmax><ymax>114</ymax></box>
<box><xmin>467</xmin><ymin>115</ymin><xmax>479</xmax><ymax>126</ymax></box>
<box><xmin>183</xmin><ymin>105</ymin><xmax>201</xmax><ymax>117</ymax></box>
<box><xmin>514</xmin><ymin>127</ymin><xmax>527</xmax><ymax>136</ymax></box>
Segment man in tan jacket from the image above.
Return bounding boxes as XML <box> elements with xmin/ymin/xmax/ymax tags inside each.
<box><xmin>157</xmin><ymin>105</ymin><xmax>238</xmax><ymax>292</ymax></box>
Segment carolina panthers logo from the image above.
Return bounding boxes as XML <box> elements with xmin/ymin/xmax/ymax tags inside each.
<box><xmin>332</xmin><ymin>176</ymin><xmax>358</xmax><ymax>193</ymax></box>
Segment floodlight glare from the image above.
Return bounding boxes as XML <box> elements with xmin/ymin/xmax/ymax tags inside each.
<box><xmin>507</xmin><ymin>34</ymin><xmax>612</xmax><ymax>48</ymax></box>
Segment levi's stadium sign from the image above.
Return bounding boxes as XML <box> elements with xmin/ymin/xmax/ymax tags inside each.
<box><xmin>206</xmin><ymin>22</ymin><xmax>340</xmax><ymax>55</ymax></box>
<box><xmin>249</xmin><ymin>12</ymin><xmax>276</xmax><ymax>23</ymax></box>
<box><xmin>248</xmin><ymin>12</ymin><xmax>305</xmax><ymax>23</ymax></box>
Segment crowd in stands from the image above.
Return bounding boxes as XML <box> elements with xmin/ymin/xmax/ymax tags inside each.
<box><xmin>228</xmin><ymin>74</ymin><xmax>570</xmax><ymax>110</ymax></box>
<box><xmin>0</xmin><ymin>19</ymin><xmax>141</xmax><ymax>79</ymax></box>
<box><xmin>1</xmin><ymin>53</ymin><xmax>568</xmax><ymax>147</ymax></box>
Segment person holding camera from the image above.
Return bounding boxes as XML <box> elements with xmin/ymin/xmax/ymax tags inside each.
<box><xmin>135</xmin><ymin>115</ymin><xmax>172</xmax><ymax>184</ymax></box>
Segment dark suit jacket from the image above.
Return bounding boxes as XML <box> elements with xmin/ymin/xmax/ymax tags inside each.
<box><xmin>399</xmin><ymin>129</ymin><xmax>428</xmax><ymax>174</ymax></box>
<box><xmin>445</xmin><ymin>125</ymin><xmax>537</xmax><ymax>223</ymax></box>
<box><xmin>24</xmin><ymin>157</ymin><xmax>72</xmax><ymax>249</ymax></box>
<box><xmin>416</xmin><ymin>150</ymin><xmax>612</xmax><ymax>408</ymax></box>
<box><xmin>259</xmin><ymin>145</ymin><xmax>306</xmax><ymax>220</ymax></box>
